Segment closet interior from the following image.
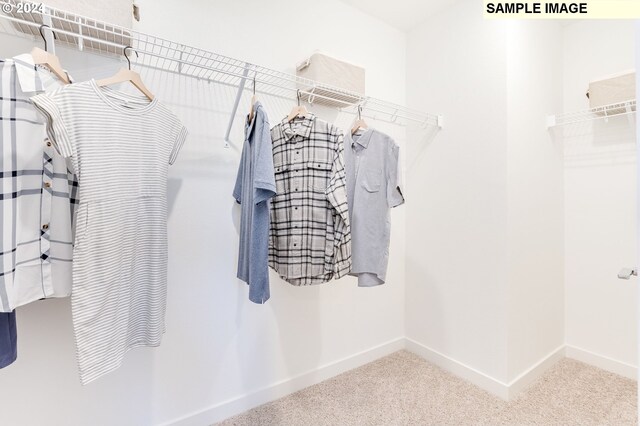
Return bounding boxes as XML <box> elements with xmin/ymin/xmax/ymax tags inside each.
<box><xmin>0</xmin><ymin>0</ymin><xmax>636</xmax><ymax>425</ymax></box>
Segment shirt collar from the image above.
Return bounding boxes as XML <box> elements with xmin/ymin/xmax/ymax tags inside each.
<box><xmin>12</xmin><ymin>53</ymin><xmax>44</xmax><ymax>93</ymax></box>
<box><xmin>351</xmin><ymin>128</ymin><xmax>373</xmax><ymax>149</ymax></box>
<box><xmin>12</xmin><ymin>53</ymin><xmax>71</xmax><ymax>93</ymax></box>
<box><xmin>245</xmin><ymin>101</ymin><xmax>263</xmax><ymax>138</ymax></box>
<box><xmin>281</xmin><ymin>114</ymin><xmax>315</xmax><ymax>141</ymax></box>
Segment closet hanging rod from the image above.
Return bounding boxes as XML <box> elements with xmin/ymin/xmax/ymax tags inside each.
<box><xmin>0</xmin><ymin>0</ymin><xmax>443</xmax><ymax>130</ymax></box>
<box><xmin>547</xmin><ymin>99</ymin><xmax>636</xmax><ymax>128</ymax></box>
<box><xmin>131</xmin><ymin>62</ymin><xmax>427</xmax><ymax>129</ymax></box>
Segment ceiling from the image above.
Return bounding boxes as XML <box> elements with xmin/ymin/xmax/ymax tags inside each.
<box><xmin>339</xmin><ymin>0</ymin><xmax>459</xmax><ymax>32</ymax></box>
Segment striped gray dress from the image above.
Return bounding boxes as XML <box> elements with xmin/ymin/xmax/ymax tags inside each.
<box><xmin>32</xmin><ymin>79</ymin><xmax>187</xmax><ymax>384</ymax></box>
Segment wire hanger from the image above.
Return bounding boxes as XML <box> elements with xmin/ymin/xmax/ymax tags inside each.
<box><xmin>286</xmin><ymin>89</ymin><xmax>310</xmax><ymax>122</ymax></box>
<box><xmin>30</xmin><ymin>25</ymin><xmax>71</xmax><ymax>84</ymax></box>
<box><xmin>96</xmin><ymin>46</ymin><xmax>155</xmax><ymax>101</ymax></box>
<box><xmin>351</xmin><ymin>103</ymin><xmax>368</xmax><ymax>135</ymax></box>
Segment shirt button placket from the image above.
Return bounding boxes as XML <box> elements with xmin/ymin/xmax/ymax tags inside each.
<box><xmin>290</xmin><ymin>137</ymin><xmax>302</xmax><ymax>266</ymax></box>
<box><xmin>41</xmin><ymin>136</ymin><xmax>53</xmax><ymax>291</ymax></box>
<box><xmin>43</xmin><ymin>138</ymin><xmax>53</xmax><ymax>190</ymax></box>
<box><xmin>292</xmin><ymin>138</ymin><xmax>303</xmax><ymax>229</ymax></box>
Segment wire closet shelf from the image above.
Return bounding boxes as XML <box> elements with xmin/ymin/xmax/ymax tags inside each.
<box><xmin>547</xmin><ymin>99</ymin><xmax>636</xmax><ymax>128</ymax></box>
<box><xmin>0</xmin><ymin>0</ymin><xmax>443</xmax><ymax>134</ymax></box>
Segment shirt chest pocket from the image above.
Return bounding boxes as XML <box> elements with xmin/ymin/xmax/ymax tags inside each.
<box><xmin>308</xmin><ymin>161</ymin><xmax>332</xmax><ymax>192</ymax></box>
<box><xmin>362</xmin><ymin>169</ymin><xmax>382</xmax><ymax>193</ymax></box>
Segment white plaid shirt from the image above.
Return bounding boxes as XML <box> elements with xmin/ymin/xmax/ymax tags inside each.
<box><xmin>269</xmin><ymin>115</ymin><xmax>351</xmax><ymax>285</ymax></box>
<box><xmin>0</xmin><ymin>54</ymin><xmax>77</xmax><ymax>312</ymax></box>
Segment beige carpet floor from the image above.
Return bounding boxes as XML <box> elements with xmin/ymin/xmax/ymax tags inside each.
<box><xmin>218</xmin><ymin>350</ymin><xmax>637</xmax><ymax>426</ymax></box>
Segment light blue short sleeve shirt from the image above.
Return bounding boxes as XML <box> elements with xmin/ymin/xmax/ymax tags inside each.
<box><xmin>233</xmin><ymin>102</ymin><xmax>276</xmax><ymax>303</ymax></box>
<box><xmin>344</xmin><ymin>128</ymin><xmax>404</xmax><ymax>287</ymax></box>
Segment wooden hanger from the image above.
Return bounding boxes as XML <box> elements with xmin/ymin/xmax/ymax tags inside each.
<box><xmin>96</xmin><ymin>46</ymin><xmax>154</xmax><ymax>101</ymax></box>
<box><xmin>351</xmin><ymin>104</ymin><xmax>368</xmax><ymax>135</ymax></box>
<box><xmin>286</xmin><ymin>89</ymin><xmax>310</xmax><ymax>122</ymax></box>
<box><xmin>31</xmin><ymin>25</ymin><xmax>71</xmax><ymax>85</ymax></box>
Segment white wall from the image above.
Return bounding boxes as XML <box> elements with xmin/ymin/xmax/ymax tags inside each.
<box><xmin>563</xmin><ymin>20</ymin><xmax>638</xmax><ymax>375</ymax></box>
<box><xmin>405</xmin><ymin>2</ymin><xmax>566</xmax><ymax>388</ymax></box>
<box><xmin>0</xmin><ymin>1</ymin><xmax>410</xmax><ymax>424</ymax></box>
<box><xmin>505</xmin><ymin>21</ymin><xmax>565</xmax><ymax>382</ymax></box>
<box><xmin>406</xmin><ymin>1</ymin><xmax>637</xmax><ymax>394</ymax></box>
<box><xmin>405</xmin><ymin>0</ymin><xmax>510</xmax><ymax>384</ymax></box>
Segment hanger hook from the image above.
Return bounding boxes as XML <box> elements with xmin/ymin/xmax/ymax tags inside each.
<box><xmin>39</xmin><ymin>25</ymin><xmax>57</xmax><ymax>52</ymax></box>
<box><xmin>358</xmin><ymin>104</ymin><xmax>363</xmax><ymax>120</ymax></box>
<box><xmin>252</xmin><ymin>72</ymin><xmax>256</xmax><ymax>96</ymax></box>
<box><xmin>296</xmin><ymin>89</ymin><xmax>301</xmax><ymax>106</ymax></box>
<box><xmin>123</xmin><ymin>46</ymin><xmax>138</xmax><ymax>70</ymax></box>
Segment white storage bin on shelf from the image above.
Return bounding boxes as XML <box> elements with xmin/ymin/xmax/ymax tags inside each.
<box><xmin>296</xmin><ymin>52</ymin><xmax>365</xmax><ymax>107</ymax></box>
<box><xmin>587</xmin><ymin>70</ymin><xmax>635</xmax><ymax>115</ymax></box>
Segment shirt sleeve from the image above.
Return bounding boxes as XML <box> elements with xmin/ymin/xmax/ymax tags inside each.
<box><xmin>30</xmin><ymin>90</ymin><xmax>73</xmax><ymax>158</ymax></box>
<box><xmin>326</xmin><ymin>131</ymin><xmax>352</xmax><ymax>277</ymax></box>
<box><xmin>253</xmin><ymin>113</ymin><xmax>276</xmax><ymax>205</ymax></box>
<box><xmin>232</xmin><ymin>148</ymin><xmax>245</xmax><ymax>204</ymax></box>
<box><xmin>387</xmin><ymin>141</ymin><xmax>405</xmax><ymax>208</ymax></box>
<box><xmin>169</xmin><ymin>124</ymin><xmax>188</xmax><ymax>165</ymax></box>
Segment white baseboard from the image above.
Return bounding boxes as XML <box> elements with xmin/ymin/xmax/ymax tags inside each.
<box><xmin>404</xmin><ymin>339</ymin><xmax>565</xmax><ymax>400</ymax></box>
<box><xmin>404</xmin><ymin>338</ymin><xmax>510</xmax><ymax>399</ymax></box>
<box><xmin>159</xmin><ymin>337</ymin><xmax>405</xmax><ymax>426</ymax></box>
<box><xmin>565</xmin><ymin>344</ymin><xmax>637</xmax><ymax>380</ymax></box>
<box><xmin>506</xmin><ymin>345</ymin><xmax>566</xmax><ymax>398</ymax></box>
<box><xmin>160</xmin><ymin>340</ymin><xmax>636</xmax><ymax>426</ymax></box>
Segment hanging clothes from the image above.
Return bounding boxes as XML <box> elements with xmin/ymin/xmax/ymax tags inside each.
<box><xmin>32</xmin><ymin>79</ymin><xmax>188</xmax><ymax>384</ymax></box>
<box><xmin>269</xmin><ymin>115</ymin><xmax>351</xmax><ymax>285</ymax></box>
<box><xmin>344</xmin><ymin>128</ymin><xmax>404</xmax><ymax>287</ymax></box>
<box><xmin>0</xmin><ymin>312</ymin><xmax>16</xmax><ymax>369</ymax></box>
<box><xmin>0</xmin><ymin>54</ymin><xmax>76</xmax><ymax>312</ymax></box>
<box><xmin>0</xmin><ymin>53</ymin><xmax>77</xmax><ymax>370</ymax></box>
<box><xmin>233</xmin><ymin>101</ymin><xmax>276</xmax><ymax>304</ymax></box>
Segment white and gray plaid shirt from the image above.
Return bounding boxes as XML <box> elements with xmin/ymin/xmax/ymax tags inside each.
<box><xmin>269</xmin><ymin>115</ymin><xmax>351</xmax><ymax>285</ymax></box>
<box><xmin>0</xmin><ymin>54</ymin><xmax>77</xmax><ymax>312</ymax></box>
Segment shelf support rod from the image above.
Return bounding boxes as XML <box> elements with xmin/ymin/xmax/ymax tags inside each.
<box><xmin>178</xmin><ymin>44</ymin><xmax>185</xmax><ymax>74</ymax></box>
<box><xmin>76</xmin><ymin>16</ymin><xmax>84</xmax><ymax>51</ymax></box>
<box><xmin>223</xmin><ymin>63</ymin><xmax>251</xmax><ymax>149</ymax></box>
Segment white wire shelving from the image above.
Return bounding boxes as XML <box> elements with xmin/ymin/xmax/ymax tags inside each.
<box><xmin>547</xmin><ymin>99</ymin><xmax>636</xmax><ymax>129</ymax></box>
<box><xmin>0</xmin><ymin>0</ymin><xmax>443</xmax><ymax>147</ymax></box>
